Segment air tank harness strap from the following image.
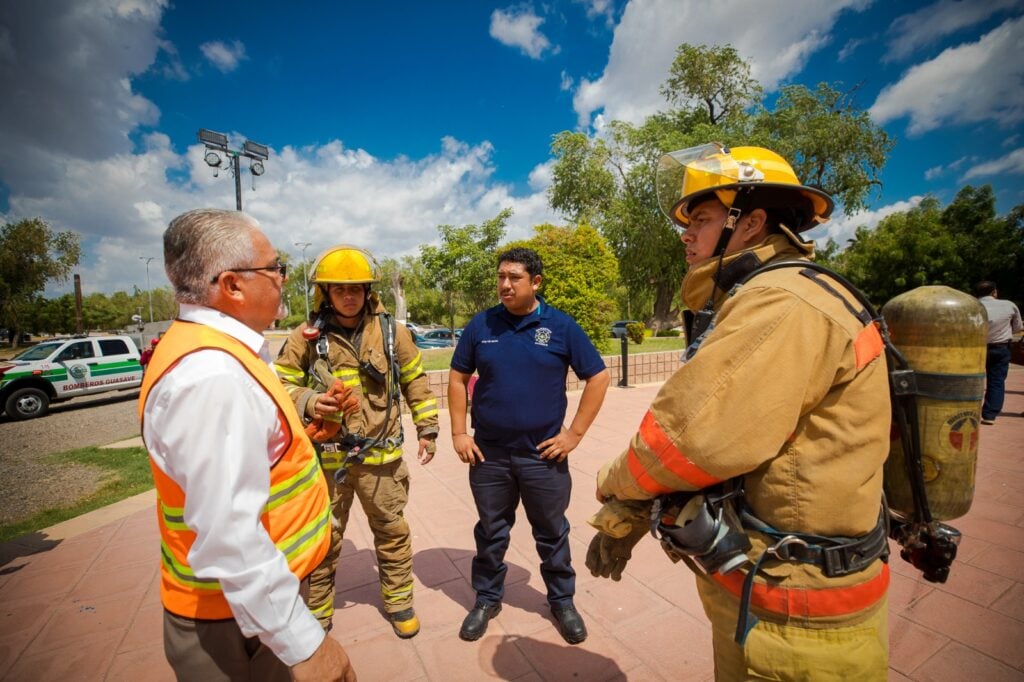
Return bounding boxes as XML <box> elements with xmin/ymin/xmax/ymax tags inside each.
<box><xmin>732</xmin><ymin>506</ymin><xmax>889</xmax><ymax>645</ymax></box>
<box><xmin>320</xmin><ymin>433</ymin><xmax>405</xmax><ymax>484</ymax></box>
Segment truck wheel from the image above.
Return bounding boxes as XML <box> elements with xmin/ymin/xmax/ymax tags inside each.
<box><xmin>5</xmin><ymin>387</ymin><xmax>50</xmax><ymax>420</ymax></box>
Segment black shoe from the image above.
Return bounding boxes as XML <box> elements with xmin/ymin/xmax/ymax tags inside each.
<box><xmin>459</xmin><ymin>601</ymin><xmax>501</xmax><ymax>641</ymax></box>
<box><xmin>551</xmin><ymin>603</ymin><xmax>587</xmax><ymax>644</ymax></box>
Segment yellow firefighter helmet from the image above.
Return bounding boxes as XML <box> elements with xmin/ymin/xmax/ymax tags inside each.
<box><xmin>655</xmin><ymin>143</ymin><xmax>834</xmax><ymax>232</ymax></box>
<box><xmin>309</xmin><ymin>245</ymin><xmax>380</xmax><ymax>311</ymax></box>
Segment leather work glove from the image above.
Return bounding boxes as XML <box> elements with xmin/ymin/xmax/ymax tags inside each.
<box><xmin>305</xmin><ymin>381</ymin><xmax>359</xmax><ymax>442</ymax></box>
<box><xmin>585</xmin><ymin>498</ymin><xmax>652</xmax><ymax>581</ymax></box>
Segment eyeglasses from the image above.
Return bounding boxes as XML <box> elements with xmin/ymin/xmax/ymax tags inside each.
<box><xmin>211</xmin><ymin>261</ymin><xmax>287</xmax><ymax>283</ymax></box>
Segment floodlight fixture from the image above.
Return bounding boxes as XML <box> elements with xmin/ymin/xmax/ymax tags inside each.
<box><xmin>198</xmin><ymin>128</ymin><xmax>229</xmax><ymax>149</ymax></box>
<box><xmin>198</xmin><ymin>128</ymin><xmax>270</xmax><ymax>210</ymax></box>
<box><xmin>243</xmin><ymin>140</ymin><xmax>269</xmax><ymax>160</ymax></box>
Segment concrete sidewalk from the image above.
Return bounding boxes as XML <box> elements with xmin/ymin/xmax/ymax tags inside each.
<box><xmin>1</xmin><ymin>369</ymin><xmax>1022</xmax><ymax>681</ymax></box>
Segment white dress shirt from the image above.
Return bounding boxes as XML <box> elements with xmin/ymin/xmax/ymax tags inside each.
<box><xmin>143</xmin><ymin>304</ymin><xmax>324</xmax><ymax>666</ymax></box>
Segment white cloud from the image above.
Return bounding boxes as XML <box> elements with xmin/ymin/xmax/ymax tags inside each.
<box><xmin>923</xmin><ymin>155</ymin><xmax>974</xmax><ymax>180</ymax></box>
<box><xmin>489</xmin><ymin>6</ymin><xmax>556</xmax><ymax>59</ymax></box>
<box><xmin>837</xmin><ymin>37</ymin><xmax>866</xmax><ymax>62</ymax></box>
<box><xmin>4</xmin><ymin>134</ymin><xmax>559</xmax><ymax>296</ymax></box>
<box><xmin>962</xmin><ymin>148</ymin><xmax>1024</xmax><ymax>180</ymax></box>
<box><xmin>575</xmin><ymin>0</ymin><xmax>617</xmax><ymax>26</ymax></box>
<box><xmin>571</xmin><ymin>0</ymin><xmax>869</xmax><ymax>129</ymax></box>
<box><xmin>805</xmin><ymin>196</ymin><xmax>924</xmax><ymax>248</ymax></box>
<box><xmin>870</xmin><ymin>16</ymin><xmax>1024</xmax><ymax>135</ymax></box>
<box><xmin>560</xmin><ymin>70</ymin><xmax>574</xmax><ymax>91</ymax></box>
<box><xmin>200</xmin><ymin>39</ymin><xmax>247</xmax><ymax>73</ymax></box>
<box><xmin>0</xmin><ymin>0</ymin><xmax>165</xmax><ymax>195</ymax></box>
<box><xmin>884</xmin><ymin>0</ymin><xmax>1021</xmax><ymax>62</ymax></box>
<box><xmin>528</xmin><ymin>160</ymin><xmax>555</xmax><ymax>191</ymax></box>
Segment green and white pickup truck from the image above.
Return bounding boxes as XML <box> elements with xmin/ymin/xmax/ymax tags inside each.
<box><xmin>0</xmin><ymin>335</ymin><xmax>143</xmax><ymax>420</ymax></box>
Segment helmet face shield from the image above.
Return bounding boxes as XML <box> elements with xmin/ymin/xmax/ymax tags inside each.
<box><xmin>656</xmin><ymin>143</ymin><xmax>834</xmax><ymax>231</ymax></box>
<box><xmin>657</xmin><ymin>143</ymin><xmax>742</xmax><ymax>225</ymax></box>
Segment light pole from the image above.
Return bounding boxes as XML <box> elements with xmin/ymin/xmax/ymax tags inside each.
<box><xmin>139</xmin><ymin>256</ymin><xmax>155</xmax><ymax>323</ymax></box>
<box><xmin>197</xmin><ymin>128</ymin><xmax>269</xmax><ymax>210</ymax></box>
<box><xmin>295</xmin><ymin>242</ymin><xmax>312</xmax><ymax>320</ymax></box>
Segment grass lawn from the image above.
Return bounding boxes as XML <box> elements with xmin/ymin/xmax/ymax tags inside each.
<box><xmin>0</xmin><ymin>445</ymin><xmax>153</xmax><ymax>543</ymax></box>
<box><xmin>417</xmin><ymin>336</ymin><xmax>685</xmax><ymax>372</ymax></box>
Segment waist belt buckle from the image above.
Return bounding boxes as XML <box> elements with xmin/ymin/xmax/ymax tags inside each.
<box><xmin>764</xmin><ymin>535</ymin><xmax>808</xmax><ymax>562</ymax></box>
<box><xmin>320</xmin><ymin>443</ymin><xmax>341</xmax><ymax>453</ymax></box>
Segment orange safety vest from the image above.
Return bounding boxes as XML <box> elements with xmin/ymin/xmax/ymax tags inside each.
<box><xmin>139</xmin><ymin>320</ymin><xmax>330</xmax><ymax>620</ymax></box>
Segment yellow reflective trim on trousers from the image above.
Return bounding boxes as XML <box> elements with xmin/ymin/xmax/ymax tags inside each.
<box><xmin>410</xmin><ymin>398</ymin><xmax>437</xmax><ymax>423</ymax></box>
<box><xmin>160</xmin><ymin>541</ymin><xmax>221</xmax><ymax>589</ymax></box>
<box><xmin>381</xmin><ymin>583</ymin><xmax>413</xmax><ymax>603</ymax></box>
<box><xmin>265</xmin><ymin>456</ymin><xmax>321</xmax><ymax>512</ymax></box>
<box><xmin>278</xmin><ymin>504</ymin><xmax>331</xmax><ymax>563</ymax></box>
<box><xmin>310</xmin><ymin>601</ymin><xmax>334</xmax><ymax>618</ymax></box>
<box><xmin>160</xmin><ymin>501</ymin><xmax>190</xmax><ymax>531</ymax></box>
<box><xmin>274</xmin><ymin>364</ymin><xmax>306</xmax><ymax>385</ymax></box>
<box><xmin>319</xmin><ymin>444</ymin><xmax>403</xmax><ymax>469</ymax></box>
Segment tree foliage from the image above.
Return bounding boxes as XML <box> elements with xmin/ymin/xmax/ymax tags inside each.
<box><xmin>420</xmin><ymin>209</ymin><xmax>510</xmax><ymax>333</ymax></box>
<box><xmin>829</xmin><ymin>186</ymin><xmax>1023</xmax><ymax>306</ymax></box>
<box><xmin>508</xmin><ymin>223</ymin><xmax>619</xmax><ymax>351</ymax></box>
<box><xmin>0</xmin><ymin>218</ymin><xmax>81</xmax><ymax>346</ymax></box>
<box><xmin>750</xmin><ymin>83</ymin><xmax>893</xmax><ymax>214</ymax></box>
<box><xmin>660</xmin><ymin>44</ymin><xmax>762</xmax><ymax>125</ymax></box>
<box><xmin>548</xmin><ymin>44</ymin><xmax>891</xmax><ymax>329</ymax></box>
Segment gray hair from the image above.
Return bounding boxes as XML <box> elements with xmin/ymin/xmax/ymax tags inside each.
<box><xmin>164</xmin><ymin>209</ymin><xmax>262</xmax><ymax>305</ymax></box>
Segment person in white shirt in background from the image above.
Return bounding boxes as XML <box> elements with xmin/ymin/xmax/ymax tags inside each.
<box><xmin>141</xmin><ymin>208</ymin><xmax>356</xmax><ymax>681</ymax></box>
<box><xmin>975</xmin><ymin>280</ymin><xmax>1023</xmax><ymax>425</ymax></box>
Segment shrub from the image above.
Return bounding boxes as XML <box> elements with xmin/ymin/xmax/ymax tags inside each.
<box><xmin>626</xmin><ymin>321</ymin><xmax>646</xmax><ymax>345</ymax></box>
<box><xmin>655</xmin><ymin>329</ymin><xmax>681</xmax><ymax>337</ymax></box>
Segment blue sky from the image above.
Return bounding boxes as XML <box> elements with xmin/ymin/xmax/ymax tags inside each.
<box><xmin>1</xmin><ymin>0</ymin><xmax>1022</xmax><ymax>295</ymax></box>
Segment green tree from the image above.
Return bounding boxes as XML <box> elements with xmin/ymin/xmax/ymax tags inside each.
<box><xmin>0</xmin><ymin>218</ymin><xmax>81</xmax><ymax>347</ymax></box>
<box><xmin>942</xmin><ymin>186</ymin><xmax>1023</xmax><ymax>302</ymax></box>
<box><xmin>509</xmin><ymin>223</ymin><xmax>619</xmax><ymax>351</ymax></box>
<box><xmin>420</xmin><ymin>209</ymin><xmax>509</xmax><ymax>334</ymax></box>
<box><xmin>548</xmin><ymin>44</ymin><xmax>891</xmax><ymax>330</ymax></box>
<box><xmin>750</xmin><ymin>83</ymin><xmax>893</xmax><ymax>214</ymax></box>
<box><xmin>660</xmin><ymin>43</ymin><xmax>762</xmax><ymax>125</ymax></box>
<box><xmin>835</xmin><ymin>197</ymin><xmax>960</xmax><ymax>305</ymax></box>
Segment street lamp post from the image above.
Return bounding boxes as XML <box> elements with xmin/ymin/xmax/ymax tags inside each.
<box><xmin>139</xmin><ymin>256</ymin><xmax>154</xmax><ymax>323</ymax></box>
<box><xmin>197</xmin><ymin>129</ymin><xmax>269</xmax><ymax>210</ymax></box>
<box><xmin>295</xmin><ymin>242</ymin><xmax>312</xmax><ymax>320</ymax></box>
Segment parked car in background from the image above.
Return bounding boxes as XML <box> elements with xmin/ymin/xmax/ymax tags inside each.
<box><xmin>414</xmin><ymin>328</ymin><xmax>457</xmax><ymax>349</ymax></box>
<box><xmin>610</xmin><ymin>320</ymin><xmax>638</xmax><ymax>339</ymax></box>
<box><xmin>0</xmin><ymin>335</ymin><xmax>142</xmax><ymax>420</ymax></box>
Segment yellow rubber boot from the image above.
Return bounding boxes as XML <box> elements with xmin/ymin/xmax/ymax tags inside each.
<box><xmin>390</xmin><ymin>607</ymin><xmax>420</xmax><ymax>639</ymax></box>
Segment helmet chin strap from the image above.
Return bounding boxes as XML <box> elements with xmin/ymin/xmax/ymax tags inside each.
<box><xmin>689</xmin><ymin>188</ymin><xmax>755</xmax><ymax>344</ymax></box>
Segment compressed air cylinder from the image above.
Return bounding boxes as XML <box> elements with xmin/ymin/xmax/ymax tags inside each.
<box><xmin>882</xmin><ymin>286</ymin><xmax>987</xmax><ymax>520</ymax></box>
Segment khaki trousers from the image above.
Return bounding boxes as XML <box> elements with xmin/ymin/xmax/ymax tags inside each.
<box><xmin>697</xmin><ymin>576</ymin><xmax>888</xmax><ymax>681</ymax></box>
<box><xmin>307</xmin><ymin>458</ymin><xmax>414</xmax><ymax>628</ymax></box>
<box><xmin>162</xmin><ymin>580</ymin><xmax>311</xmax><ymax>681</ymax></box>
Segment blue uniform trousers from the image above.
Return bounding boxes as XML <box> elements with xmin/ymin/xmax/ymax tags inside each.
<box><xmin>468</xmin><ymin>442</ymin><xmax>575</xmax><ymax>607</ymax></box>
<box><xmin>983</xmin><ymin>343</ymin><xmax>1011</xmax><ymax>420</ymax></box>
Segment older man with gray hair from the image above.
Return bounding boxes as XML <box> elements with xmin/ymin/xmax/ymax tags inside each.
<box><xmin>140</xmin><ymin>209</ymin><xmax>356</xmax><ymax>681</ymax></box>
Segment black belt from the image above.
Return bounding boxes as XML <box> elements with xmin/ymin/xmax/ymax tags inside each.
<box><xmin>988</xmin><ymin>341</ymin><xmax>1011</xmax><ymax>347</ymax></box>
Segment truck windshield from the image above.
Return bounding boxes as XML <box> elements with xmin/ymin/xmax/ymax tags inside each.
<box><xmin>11</xmin><ymin>343</ymin><xmax>63</xmax><ymax>361</ymax></box>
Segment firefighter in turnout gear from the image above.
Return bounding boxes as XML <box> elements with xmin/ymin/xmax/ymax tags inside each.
<box><xmin>275</xmin><ymin>245</ymin><xmax>439</xmax><ymax>639</ymax></box>
<box><xmin>587</xmin><ymin>144</ymin><xmax>893</xmax><ymax>680</ymax></box>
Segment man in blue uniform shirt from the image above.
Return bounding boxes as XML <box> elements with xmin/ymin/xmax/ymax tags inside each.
<box><xmin>448</xmin><ymin>246</ymin><xmax>610</xmax><ymax>644</ymax></box>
